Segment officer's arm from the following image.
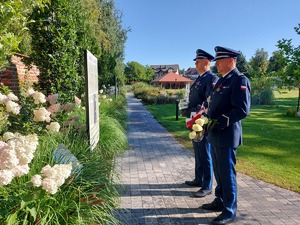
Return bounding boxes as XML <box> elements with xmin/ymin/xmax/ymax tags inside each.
<box><xmin>217</xmin><ymin>76</ymin><xmax>251</xmax><ymax>129</ymax></box>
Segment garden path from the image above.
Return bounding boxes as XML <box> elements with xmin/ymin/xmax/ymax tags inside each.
<box><xmin>114</xmin><ymin>93</ymin><xmax>300</xmax><ymax>225</ymax></box>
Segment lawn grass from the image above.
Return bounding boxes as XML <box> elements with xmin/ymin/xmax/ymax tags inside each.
<box><xmin>145</xmin><ymin>89</ymin><xmax>300</xmax><ymax>193</ymax></box>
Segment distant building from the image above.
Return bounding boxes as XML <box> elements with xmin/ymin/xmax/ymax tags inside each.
<box><xmin>150</xmin><ymin>64</ymin><xmax>180</xmax><ymax>79</ymax></box>
<box><xmin>152</xmin><ymin>71</ymin><xmax>192</xmax><ymax>89</ymax></box>
<box><xmin>184</xmin><ymin>67</ymin><xmax>198</xmax><ymax>80</ymax></box>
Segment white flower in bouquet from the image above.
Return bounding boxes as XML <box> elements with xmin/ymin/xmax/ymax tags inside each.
<box><xmin>99</xmin><ymin>89</ymin><xmax>103</xmax><ymax>94</ymax></box>
<box><xmin>192</xmin><ymin>124</ymin><xmax>203</xmax><ymax>132</ymax></box>
<box><xmin>2</xmin><ymin>132</ymin><xmax>15</xmax><ymax>141</ymax></box>
<box><xmin>189</xmin><ymin>131</ymin><xmax>197</xmax><ymax>140</ymax></box>
<box><xmin>25</xmin><ymin>88</ymin><xmax>35</xmax><ymax>97</ymax></box>
<box><xmin>42</xmin><ymin>177</ymin><xmax>58</xmax><ymax>194</ymax></box>
<box><xmin>31</xmin><ymin>174</ymin><xmax>42</xmax><ymax>187</ymax></box>
<box><xmin>195</xmin><ymin>118</ymin><xmax>205</xmax><ymax>126</ymax></box>
<box><xmin>11</xmin><ymin>164</ymin><xmax>30</xmax><ymax>177</ymax></box>
<box><xmin>33</xmin><ymin>107</ymin><xmax>51</xmax><ymax>122</ymax></box>
<box><xmin>0</xmin><ymin>169</ymin><xmax>14</xmax><ymax>186</ymax></box>
<box><xmin>46</xmin><ymin>93</ymin><xmax>58</xmax><ymax>105</ymax></box>
<box><xmin>32</xmin><ymin>92</ymin><xmax>46</xmax><ymax>104</ymax></box>
<box><xmin>102</xmin><ymin>95</ymin><xmax>107</xmax><ymax>99</ymax></box>
<box><xmin>6</xmin><ymin>100</ymin><xmax>21</xmax><ymax>115</ymax></box>
<box><xmin>7</xmin><ymin>93</ymin><xmax>19</xmax><ymax>101</ymax></box>
<box><xmin>202</xmin><ymin>116</ymin><xmax>209</xmax><ymax>124</ymax></box>
<box><xmin>46</xmin><ymin>122</ymin><xmax>60</xmax><ymax>133</ymax></box>
<box><xmin>0</xmin><ymin>93</ymin><xmax>8</xmax><ymax>104</ymax></box>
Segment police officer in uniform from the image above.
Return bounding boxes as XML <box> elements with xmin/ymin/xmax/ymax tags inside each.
<box><xmin>201</xmin><ymin>46</ymin><xmax>251</xmax><ymax>225</ymax></box>
<box><xmin>182</xmin><ymin>49</ymin><xmax>218</xmax><ymax>197</ymax></box>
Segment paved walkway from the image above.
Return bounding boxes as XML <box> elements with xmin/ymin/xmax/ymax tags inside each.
<box><xmin>114</xmin><ymin>93</ymin><xmax>300</xmax><ymax>225</ymax></box>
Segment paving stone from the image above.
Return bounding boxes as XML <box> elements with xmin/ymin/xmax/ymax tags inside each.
<box><xmin>114</xmin><ymin>93</ymin><xmax>300</xmax><ymax>225</ymax></box>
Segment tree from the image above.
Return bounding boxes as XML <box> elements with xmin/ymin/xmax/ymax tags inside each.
<box><xmin>277</xmin><ymin>23</ymin><xmax>300</xmax><ymax>112</ymax></box>
<box><xmin>249</xmin><ymin>48</ymin><xmax>269</xmax><ymax>78</ymax></box>
<box><xmin>124</xmin><ymin>61</ymin><xmax>152</xmax><ymax>84</ymax></box>
<box><xmin>97</xmin><ymin>0</ymin><xmax>128</xmax><ymax>87</ymax></box>
<box><xmin>267</xmin><ymin>50</ymin><xmax>286</xmax><ymax>74</ymax></box>
<box><xmin>236</xmin><ymin>52</ymin><xmax>251</xmax><ymax>77</ymax></box>
<box><xmin>0</xmin><ymin>0</ymin><xmax>48</xmax><ymax>68</ymax></box>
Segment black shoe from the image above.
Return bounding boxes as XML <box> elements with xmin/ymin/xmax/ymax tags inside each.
<box><xmin>190</xmin><ymin>189</ymin><xmax>212</xmax><ymax>198</ymax></box>
<box><xmin>201</xmin><ymin>198</ymin><xmax>224</xmax><ymax>211</ymax></box>
<box><xmin>185</xmin><ymin>180</ymin><xmax>202</xmax><ymax>187</ymax></box>
<box><xmin>210</xmin><ymin>214</ymin><xmax>235</xmax><ymax>225</ymax></box>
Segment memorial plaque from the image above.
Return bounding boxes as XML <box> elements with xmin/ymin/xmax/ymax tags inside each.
<box><xmin>84</xmin><ymin>50</ymin><xmax>99</xmax><ymax>150</ymax></box>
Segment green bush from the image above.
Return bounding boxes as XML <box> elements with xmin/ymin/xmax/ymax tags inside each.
<box><xmin>132</xmin><ymin>82</ymin><xmax>184</xmax><ymax>105</ymax></box>
<box><xmin>251</xmin><ymin>77</ymin><xmax>274</xmax><ymax>105</ymax></box>
<box><xmin>252</xmin><ymin>88</ymin><xmax>274</xmax><ymax>105</ymax></box>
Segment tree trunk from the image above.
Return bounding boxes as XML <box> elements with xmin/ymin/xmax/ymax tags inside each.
<box><xmin>297</xmin><ymin>87</ymin><xmax>300</xmax><ymax>112</ymax></box>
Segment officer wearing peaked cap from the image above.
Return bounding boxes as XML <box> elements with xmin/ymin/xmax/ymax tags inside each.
<box><xmin>182</xmin><ymin>49</ymin><xmax>218</xmax><ymax>198</ymax></box>
<box><xmin>201</xmin><ymin>46</ymin><xmax>251</xmax><ymax>225</ymax></box>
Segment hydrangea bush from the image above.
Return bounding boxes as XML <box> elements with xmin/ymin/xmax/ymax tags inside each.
<box><xmin>0</xmin><ymin>84</ymin><xmax>128</xmax><ymax>224</ymax></box>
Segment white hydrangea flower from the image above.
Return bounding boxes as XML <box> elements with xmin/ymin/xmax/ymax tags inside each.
<box><xmin>6</xmin><ymin>100</ymin><xmax>21</xmax><ymax>115</ymax></box>
<box><xmin>25</xmin><ymin>88</ymin><xmax>35</xmax><ymax>97</ymax></box>
<box><xmin>41</xmin><ymin>165</ymin><xmax>53</xmax><ymax>177</ymax></box>
<box><xmin>46</xmin><ymin>122</ymin><xmax>60</xmax><ymax>133</ymax></box>
<box><xmin>11</xmin><ymin>164</ymin><xmax>30</xmax><ymax>177</ymax></box>
<box><xmin>2</xmin><ymin>132</ymin><xmax>15</xmax><ymax>141</ymax></box>
<box><xmin>0</xmin><ymin>93</ymin><xmax>8</xmax><ymax>104</ymax></box>
<box><xmin>7</xmin><ymin>93</ymin><xmax>19</xmax><ymax>101</ymax></box>
<box><xmin>42</xmin><ymin>178</ymin><xmax>58</xmax><ymax>194</ymax></box>
<box><xmin>33</xmin><ymin>107</ymin><xmax>51</xmax><ymax>122</ymax></box>
<box><xmin>0</xmin><ymin>169</ymin><xmax>14</xmax><ymax>186</ymax></box>
<box><xmin>0</xmin><ymin>146</ymin><xmax>19</xmax><ymax>169</ymax></box>
<box><xmin>31</xmin><ymin>174</ymin><xmax>42</xmax><ymax>187</ymax></box>
<box><xmin>32</xmin><ymin>92</ymin><xmax>46</xmax><ymax>104</ymax></box>
<box><xmin>40</xmin><ymin>163</ymin><xmax>72</xmax><ymax>193</ymax></box>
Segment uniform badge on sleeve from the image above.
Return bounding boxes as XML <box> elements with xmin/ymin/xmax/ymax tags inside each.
<box><xmin>240</xmin><ymin>85</ymin><xmax>247</xmax><ymax>91</ymax></box>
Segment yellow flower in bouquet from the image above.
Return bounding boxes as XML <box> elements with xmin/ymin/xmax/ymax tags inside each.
<box><xmin>187</xmin><ymin>115</ymin><xmax>215</xmax><ymax>141</ymax></box>
<box><xmin>195</xmin><ymin>118</ymin><xmax>205</xmax><ymax>126</ymax></box>
<box><xmin>189</xmin><ymin>131</ymin><xmax>197</xmax><ymax>139</ymax></box>
<box><xmin>192</xmin><ymin>124</ymin><xmax>203</xmax><ymax>132</ymax></box>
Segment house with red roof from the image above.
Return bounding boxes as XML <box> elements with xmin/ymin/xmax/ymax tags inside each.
<box><xmin>152</xmin><ymin>72</ymin><xmax>193</xmax><ymax>89</ymax></box>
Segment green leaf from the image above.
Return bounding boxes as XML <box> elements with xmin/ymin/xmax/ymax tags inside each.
<box><xmin>6</xmin><ymin>213</ymin><xmax>18</xmax><ymax>225</ymax></box>
<box><xmin>28</xmin><ymin>207</ymin><xmax>37</xmax><ymax>221</ymax></box>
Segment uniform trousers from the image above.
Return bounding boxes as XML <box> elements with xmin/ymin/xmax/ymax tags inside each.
<box><xmin>210</xmin><ymin>145</ymin><xmax>237</xmax><ymax>218</ymax></box>
<box><xmin>192</xmin><ymin>136</ymin><xmax>213</xmax><ymax>190</ymax></box>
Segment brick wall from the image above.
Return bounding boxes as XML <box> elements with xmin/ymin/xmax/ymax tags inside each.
<box><xmin>0</xmin><ymin>53</ymin><xmax>39</xmax><ymax>95</ymax></box>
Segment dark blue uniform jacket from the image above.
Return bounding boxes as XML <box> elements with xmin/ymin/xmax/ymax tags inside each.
<box><xmin>207</xmin><ymin>68</ymin><xmax>251</xmax><ymax>148</ymax></box>
<box><xmin>188</xmin><ymin>71</ymin><xmax>218</xmax><ymax>116</ymax></box>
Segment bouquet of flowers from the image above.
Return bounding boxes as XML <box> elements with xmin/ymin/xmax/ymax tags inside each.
<box><xmin>186</xmin><ymin>107</ymin><xmax>217</xmax><ymax>142</ymax></box>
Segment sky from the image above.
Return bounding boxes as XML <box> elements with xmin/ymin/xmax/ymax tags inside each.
<box><xmin>114</xmin><ymin>0</ymin><xmax>300</xmax><ymax>70</ymax></box>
